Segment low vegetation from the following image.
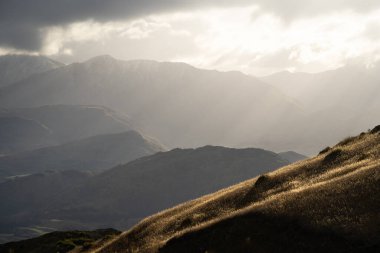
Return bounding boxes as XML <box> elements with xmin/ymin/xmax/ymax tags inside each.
<box><xmin>0</xmin><ymin>229</ymin><xmax>120</xmax><ymax>253</ymax></box>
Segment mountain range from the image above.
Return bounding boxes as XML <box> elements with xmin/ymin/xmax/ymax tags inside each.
<box><xmin>0</xmin><ymin>55</ymin><xmax>63</xmax><ymax>87</ymax></box>
<box><xmin>0</xmin><ymin>130</ymin><xmax>165</xmax><ymax>182</ymax></box>
<box><xmin>0</xmin><ymin>54</ymin><xmax>378</xmax><ymax>251</ymax></box>
<box><xmin>1</xmin><ymin>55</ymin><xmax>378</xmax><ymax>154</ymax></box>
<box><xmin>0</xmin><ymin>146</ymin><xmax>290</xmax><ymax>243</ymax></box>
<box><xmin>0</xmin><ymin>105</ymin><xmax>133</xmax><ymax>154</ymax></box>
<box><xmin>0</xmin><ymin>55</ymin><xmax>307</xmax><ymax>153</ymax></box>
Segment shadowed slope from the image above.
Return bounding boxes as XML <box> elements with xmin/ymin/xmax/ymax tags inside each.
<box><xmin>0</xmin><ymin>146</ymin><xmax>288</xmax><ymax>243</ymax></box>
<box><xmin>0</xmin><ymin>130</ymin><xmax>165</xmax><ymax>181</ymax></box>
<box><xmin>96</xmin><ymin>126</ymin><xmax>380</xmax><ymax>253</ymax></box>
<box><xmin>58</xmin><ymin>146</ymin><xmax>289</xmax><ymax>229</ymax></box>
<box><xmin>0</xmin><ymin>116</ymin><xmax>52</xmax><ymax>155</ymax></box>
<box><xmin>0</xmin><ymin>105</ymin><xmax>133</xmax><ymax>143</ymax></box>
<box><xmin>0</xmin><ymin>105</ymin><xmax>133</xmax><ymax>155</ymax></box>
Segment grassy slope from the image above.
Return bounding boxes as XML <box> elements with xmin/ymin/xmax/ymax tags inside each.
<box><xmin>0</xmin><ymin>229</ymin><xmax>120</xmax><ymax>253</ymax></box>
<box><xmin>94</xmin><ymin>126</ymin><xmax>380</xmax><ymax>253</ymax></box>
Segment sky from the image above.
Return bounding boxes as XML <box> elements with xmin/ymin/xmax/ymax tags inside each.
<box><xmin>1</xmin><ymin>0</ymin><xmax>380</xmax><ymax>75</ymax></box>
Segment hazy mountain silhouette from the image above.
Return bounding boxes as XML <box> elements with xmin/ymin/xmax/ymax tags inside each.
<box><xmin>0</xmin><ymin>55</ymin><xmax>306</xmax><ymax>153</ymax></box>
<box><xmin>94</xmin><ymin>126</ymin><xmax>380</xmax><ymax>253</ymax></box>
<box><xmin>0</xmin><ymin>105</ymin><xmax>133</xmax><ymax>154</ymax></box>
<box><xmin>262</xmin><ymin>65</ymin><xmax>380</xmax><ymax>127</ymax></box>
<box><xmin>0</xmin><ymin>55</ymin><xmax>63</xmax><ymax>87</ymax></box>
<box><xmin>0</xmin><ymin>130</ymin><xmax>165</xmax><ymax>182</ymax></box>
<box><xmin>262</xmin><ymin>64</ymin><xmax>380</xmax><ymax>113</ymax></box>
<box><xmin>0</xmin><ymin>146</ymin><xmax>289</xmax><ymax>242</ymax></box>
<box><xmin>260</xmin><ymin>64</ymin><xmax>380</xmax><ymax>154</ymax></box>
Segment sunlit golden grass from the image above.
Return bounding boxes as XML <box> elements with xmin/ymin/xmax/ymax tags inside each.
<box><xmin>91</xmin><ymin>127</ymin><xmax>380</xmax><ymax>253</ymax></box>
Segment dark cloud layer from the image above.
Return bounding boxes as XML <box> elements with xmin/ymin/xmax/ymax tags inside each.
<box><xmin>1</xmin><ymin>0</ymin><xmax>379</xmax><ymax>51</ymax></box>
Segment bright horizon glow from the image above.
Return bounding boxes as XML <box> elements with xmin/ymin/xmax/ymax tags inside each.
<box><xmin>1</xmin><ymin>5</ymin><xmax>380</xmax><ymax>76</ymax></box>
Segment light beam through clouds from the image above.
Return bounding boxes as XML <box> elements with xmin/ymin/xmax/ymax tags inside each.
<box><xmin>1</xmin><ymin>3</ymin><xmax>380</xmax><ymax>75</ymax></box>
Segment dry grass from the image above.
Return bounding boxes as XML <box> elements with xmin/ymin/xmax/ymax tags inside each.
<box><xmin>91</xmin><ymin>126</ymin><xmax>380</xmax><ymax>253</ymax></box>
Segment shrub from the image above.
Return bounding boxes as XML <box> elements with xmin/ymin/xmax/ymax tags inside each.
<box><xmin>323</xmin><ymin>149</ymin><xmax>343</xmax><ymax>164</ymax></box>
<box><xmin>319</xmin><ymin>146</ymin><xmax>331</xmax><ymax>155</ymax></box>
<box><xmin>338</xmin><ymin>136</ymin><xmax>356</xmax><ymax>146</ymax></box>
<box><xmin>370</xmin><ymin>125</ymin><xmax>380</xmax><ymax>134</ymax></box>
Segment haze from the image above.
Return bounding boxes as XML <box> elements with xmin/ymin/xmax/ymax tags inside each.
<box><xmin>1</xmin><ymin>1</ymin><xmax>380</xmax><ymax>251</ymax></box>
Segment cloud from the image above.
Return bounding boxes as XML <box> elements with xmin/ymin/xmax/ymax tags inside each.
<box><xmin>256</xmin><ymin>0</ymin><xmax>380</xmax><ymax>20</ymax></box>
<box><xmin>1</xmin><ymin>0</ymin><xmax>380</xmax><ymax>51</ymax></box>
<box><xmin>168</xmin><ymin>7</ymin><xmax>380</xmax><ymax>75</ymax></box>
<box><xmin>0</xmin><ymin>0</ymin><xmax>244</xmax><ymax>51</ymax></box>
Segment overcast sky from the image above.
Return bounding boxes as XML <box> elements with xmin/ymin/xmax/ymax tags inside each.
<box><xmin>1</xmin><ymin>0</ymin><xmax>380</xmax><ymax>75</ymax></box>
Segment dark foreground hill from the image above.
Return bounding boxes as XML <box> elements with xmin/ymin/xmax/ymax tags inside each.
<box><xmin>0</xmin><ymin>228</ymin><xmax>120</xmax><ymax>253</ymax></box>
<box><xmin>0</xmin><ymin>130</ymin><xmax>165</xmax><ymax>181</ymax></box>
<box><xmin>94</xmin><ymin>126</ymin><xmax>380</xmax><ymax>253</ymax></box>
<box><xmin>0</xmin><ymin>146</ymin><xmax>289</xmax><ymax>243</ymax></box>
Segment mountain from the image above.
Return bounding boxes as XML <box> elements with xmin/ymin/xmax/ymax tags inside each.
<box><xmin>0</xmin><ymin>55</ymin><xmax>63</xmax><ymax>87</ymax></box>
<box><xmin>94</xmin><ymin>125</ymin><xmax>380</xmax><ymax>253</ymax></box>
<box><xmin>0</xmin><ymin>130</ymin><xmax>165</xmax><ymax>181</ymax></box>
<box><xmin>0</xmin><ymin>55</ymin><xmax>306</xmax><ymax>153</ymax></box>
<box><xmin>0</xmin><ymin>105</ymin><xmax>133</xmax><ymax>154</ymax></box>
<box><xmin>0</xmin><ymin>146</ymin><xmax>289</xmax><ymax>243</ymax></box>
<box><xmin>278</xmin><ymin>151</ymin><xmax>308</xmax><ymax>163</ymax></box>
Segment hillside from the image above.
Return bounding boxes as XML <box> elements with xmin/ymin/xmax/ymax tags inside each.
<box><xmin>0</xmin><ymin>55</ymin><xmax>63</xmax><ymax>87</ymax></box>
<box><xmin>0</xmin><ymin>130</ymin><xmax>165</xmax><ymax>181</ymax></box>
<box><xmin>0</xmin><ymin>55</ymin><xmax>308</xmax><ymax>153</ymax></box>
<box><xmin>0</xmin><ymin>105</ymin><xmax>133</xmax><ymax>154</ymax></box>
<box><xmin>0</xmin><ymin>228</ymin><xmax>120</xmax><ymax>253</ymax></box>
<box><xmin>95</xmin><ymin>125</ymin><xmax>380</xmax><ymax>253</ymax></box>
<box><xmin>0</xmin><ymin>146</ymin><xmax>289</xmax><ymax>243</ymax></box>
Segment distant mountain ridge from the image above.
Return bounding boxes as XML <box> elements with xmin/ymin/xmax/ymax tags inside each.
<box><xmin>0</xmin><ymin>55</ymin><xmax>306</xmax><ymax>153</ymax></box>
<box><xmin>0</xmin><ymin>105</ymin><xmax>133</xmax><ymax>154</ymax></box>
<box><xmin>0</xmin><ymin>130</ymin><xmax>165</xmax><ymax>182</ymax></box>
<box><xmin>1</xmin><ymin>54</ymin><xmax>379</xmax><ymax>155</ymax></box>
<box><xmin>262</xmin><ymin>64</ymin><xmax>380</xmax><ymax>117</ymax></box>
<box><xmin>0</xmin><ymin>55</ymin><xmax>63</xmax><ymax>87</ymax></box>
